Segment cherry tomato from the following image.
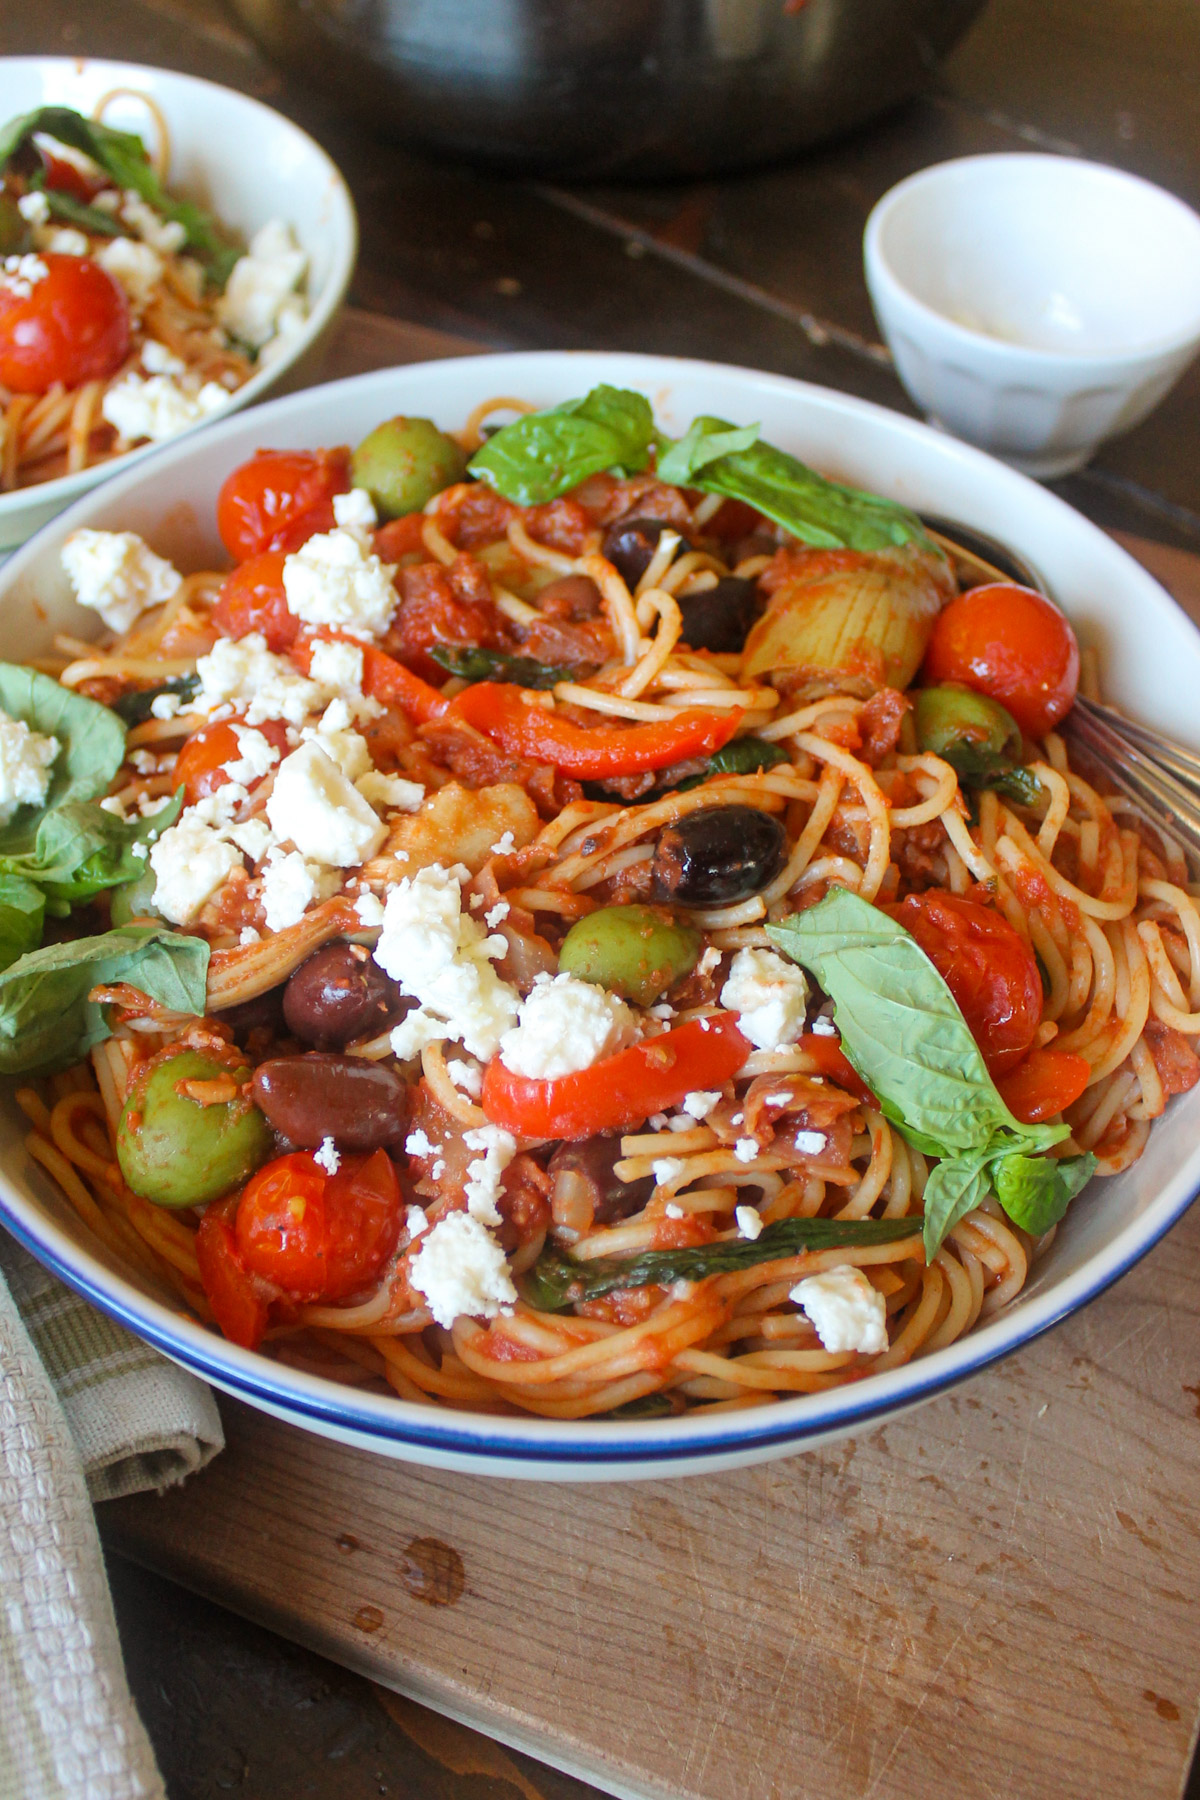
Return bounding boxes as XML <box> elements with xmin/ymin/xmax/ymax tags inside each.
<box><xmin>37</xmin><ymin>145</ymin><xmax>107</xmax><ymax>202</ymax></box>
<box><xmin>0</xmin><ymin>252</ymin><xmax>131</xmax><ymax>393</ymax></box>
<box><xmin>888</xmin><ymin>891</ymin><xmax>1043</xmax><ymax>1077</ymax></box>
<box><xmin>387</xmin><ymin>561</ymin><xmax>503</xmax><ymax>684</ymax></box>
<box><xmin>196</xmin><ymin>1197</ymin><xmax>270</xmax><ymax>1349</ymax></box>
<box><xmin>212</xmin><ymin>550</ymin><xmax>300</xmax><ymax>652</ymax></box>
<box><xmin>922</xmin><ymin>583</ymin><xmax>1079</xmax><ymax>739</ymax></box>
<box><xmin>235</xmin><ymin>1148</ymin><xmax>402</xmax><ymax>1303</ymax></box>
<box><xmin>996</xmin><ymin>1048</ymin><xmax>1091</xmax><ymax>1123</ymax></box>
<box><xmin>173</xmin><ymin>716</ymin><xmax>290</xmax><ymax>806</ymax></box>
<box><xmin>799</xmin><ymin>1031</ymin><xmax>875</xmax><ymax>1103</ymax></box>
<box><xmin>216</xmin><ymin>447</ymin><xmax>351</xmax><ymax>561</ymax></box>
<box><xmin>372</xmin><ymin>513</ymin><xmax>428</xmax><ymax>561</ymax></box>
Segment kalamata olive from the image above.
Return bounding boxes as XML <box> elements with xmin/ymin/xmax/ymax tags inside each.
<box><xmin>548</xmin><ymin>1134</ymin><xmax>654</xmax><ymax>1232</ymax></box>
<box><xmin>117</xmin><ymin>1048</ymin><xmax>273</xmax><ymax>1209</ymax></box>
<box><xmin>536</xmin><ymin>573</ymin><xmax>602</xmax><ymax>619</ymax></box>
<box><xmin>283</xmin><ymin>942</ymin><xmax>402</xmax><ymax>1049</ymax></box>
<box><xmin>651</xmin><ymin>805</ymin><xmax>787</xmax><ymax>907</ymax></box>
<box><xmin>221</xmin><ymin>985</ymin><xmax>286</xmax><ymax>1047</ymax></box>
<box><xmin>601</xmin><ymin>517</ymin><xmax>692</xmax><ymax>589</ymax></box>
<box><xmin>558</xmin><ymin>904</ymin><xmax>699</xmax><ymax>1006</ymax></box>
<box><xmin>732</xmin><ymin>532</ymin><xmax>778</xmax><ymax>566</ymax></box>
<box><xmin>678</xmin><ymin>575</ymin><xmax>757</xmax><ymax>654</ymax></box>
<box><xmin>252</xmin><ymin>1054</ymin><xmax>409</xmax><ymax>1151</ymax></box>
<box><xmin>350</xmin><ymin>416</ymin><xmax>467</xmax><ymax>518</ymax></box>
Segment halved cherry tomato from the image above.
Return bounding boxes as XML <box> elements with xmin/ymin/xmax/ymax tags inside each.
<box><xmin>887</xmin><ymin>891</ymin><xmax>1043</xmax><ymax>1077</ymax></box>
<box><xmin>235</xmin><ymin>1147</ymin><xmax>402</xmax><ymax>1303</ymax></box>
<box><xmin>0</xmin><ymin>252</ymin><xmax>130</xmax><ymax>393</ymax></box>
<box><xmin>196</xmin><ymin>1197</ymin><xmax>270</xmax><ymax>1349</ymax></box>
<box><xmin>922</xmin><ymin>583</ymin><xmax>1079</xmax><ymax>739</ymax></box>
<box><xmin>389</xmin><ymin>560</ymin><xmax>504</xmax><ymax>684</ymax></box>
<box><xmin>216</xmin><ymin>447</ymin><xmax>351</xmax><ymax>561</ymax></box>
<box><xmin>448</xmin><ymin>682</ymin><xmax>742</xmax><ymax>780</ymax></box>
<box><xmin>482</xmin><ymin>1013</ymin><xmax>750</xmax><ymax>1140</ymax></box>
<box><xmin>173</xmin><ymin>716</ymin><xmax>290</xmax><ymax>806</ymax></box>
<box><xmin>996</xmin><ymin>1047</ymin><xmax>1091</xmax><ymax>1123</ymax></box>
<box><xmin>799</xmin><ymin>1031</ymin><xmax>875</xmax><ymax>1103</ymax></box>
<box><xmin>373</xmin><ymin>513</ymin><xmax>428</xmax><ymax>560</ymax></box>
<box><xmin>212</xmin><ymin>549</ymin><xmax>300</xmax><ymax>652</ymax></box>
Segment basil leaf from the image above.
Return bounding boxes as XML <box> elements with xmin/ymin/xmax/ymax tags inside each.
<box><xmin>428</xmin><ymin>646</ymin><xmax>576</xmax><ymax>689</ymax></box>
<box><xmin>468</xmin><ymin>386</ymin><xmax>657</xmax><ymax>505</ymax></box>
<box><xmin>0</xmin><ymin>875</ymin><xmax>45</xmax><ymax>973</ymax></box>
<box><xmin>0</xmin><ymin>924</ymin><xmax>208</xmax><ymax>1075</ymax></box>
<box><xmin>655</xmin><ymin>418</ymin><xmax>760</xmax><ymax>485</ymax></box>
<box><xmin>658</xmin><ymin>417</ymin><xmax>936</xmax><ymax>555</ymax></box>
<box><xmin>37</xmin><ymin>182</ymin><xmax>125</xmax><ymax>238</ymax></box>
<box><xmin>111</xmin><ymin>674</ymin><xmax>200</xmax><ymax>727</ymax></box>
<box><xmin>5</xmin><ymin>792</ymin><xmax>181</xmax><ymax>908</ymax></box>
<box><xmin>0</xmin><ymin>666</ymin><xmax>126</xmax><ymax>855</ymax></box>
<box><xmin>706</xmin><ymin>736</ymin><xmax>788</xmax><ymax>776</ymax></box>
<box><xmin>920</xmin><ymin>1148</ymin><xmax>994</xmax><ymax>1261</ymax></box>
<box><xmin>939</xmin><ymin>740</ymin><xmax>1043</xmax><ymax>808</ymax></box>
<box><xmin>519</xmin><ymin>1214</ymin><xmax>921</xmax><ymax>1312</ymax></box>
<box><xmin>992</xmin><ymin>1152</ymin><xmax>1097</xmax><ymax>1235</ymax></box>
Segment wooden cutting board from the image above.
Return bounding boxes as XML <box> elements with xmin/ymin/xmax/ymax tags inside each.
<box><xmin>100</xmin><ymin>309</ymin><xmax>1200</xmax><ymax>1800</ymax></box>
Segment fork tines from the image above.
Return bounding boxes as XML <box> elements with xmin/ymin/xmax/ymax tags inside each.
<box><xmin>1063</xmin><ymin>696</ymin><xmax>1200</xmax><ymax>873</ymax></box>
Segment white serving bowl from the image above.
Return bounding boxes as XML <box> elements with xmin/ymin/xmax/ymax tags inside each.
<box><xmin>864</xmin><ymin>153</ymin><xmax>1200</xmax><ymax>478</ymax></box>
<box><xmin>3</xmin><ymin>350</ymin><xmax>1199</xmax><ymax>1480</ymax></box>
<box><xmin>0</xmin><ymin>57</ymin><xmax>357</xmax><ymax>551</ymax></box>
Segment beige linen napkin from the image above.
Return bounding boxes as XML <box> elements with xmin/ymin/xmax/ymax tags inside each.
<box><xmin>0</xmin><ymin>1232</ymin><xmax>224</xmax><ymax>1799</ymax></box>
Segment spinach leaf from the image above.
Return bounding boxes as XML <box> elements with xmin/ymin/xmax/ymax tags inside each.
<box><xmin>5</xmin><ymin>792</ymin><xmax>181</xmax><ymax>910</ymax></box>
<box><xmin>0</xmin><ymin>875</ymin><xmax>45</xmax><ymax>973</ymax></box>
<box><xmin>0</xmin><ymin>924</ymin><xmax>209</xmax><ymax>1075</ymax></box>
<box><xmin>0</xmin><ymin>106</ymin><xmax>243</xmax><ymax>286</ymax></box>
<box><xmin>0</xmin><ymin>665</ymin><xmax>126</xmax><ymax>855</ymax></box>
<box><xmin>428</xmin><ymin>646</ymin><xmax>577</xmax><ymax>689</ymax></box>
<box><xmin>655</xmin><ymin>418</ymin><xmax>761</xmax><ymax>485</ymax></box>
<box><xmin>992</xmin><ymin>1152</ymin><xmax>1097</xmax><ymax>1235</ymax></box>
<box><xmin>112</xmin><ymin>674</ymin><xmax>200</xmax><ymax>727</ymax></box>
<box><xmin>519</xmin><ymin>1214</ymin><xmax>921</xmax><ymax>1312</ymax></box>
<box><xmin>660</xmin><ymin>416</ymin><xmax>936</xmax><ymax>555</ymax></box>
<box><xmin>468</xmin><ymin>386</ymin><xmax>658</xmax><ymax>505</ymax></box>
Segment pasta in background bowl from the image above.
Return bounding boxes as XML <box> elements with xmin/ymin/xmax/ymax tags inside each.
<box><xmin>0</xmin><ymin>57</ymin><xmax>356</xmax><ymax>551</ymax></box>
<box><xmin>0</xmin><ymin>349</ymin><xmax>1197</xmax><ymax>1481</ymax></box>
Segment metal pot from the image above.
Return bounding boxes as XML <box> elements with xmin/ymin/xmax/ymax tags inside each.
<box><xmin>230</xmin><ymin>0</ymin><xmax>988</xmax><ymax>181</ymax></box>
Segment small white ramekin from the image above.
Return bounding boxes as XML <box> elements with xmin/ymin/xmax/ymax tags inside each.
<box><xmin>864</xmin><ymin>153</ymin><xmax>1200</xmax><ymax>478</ymax></box>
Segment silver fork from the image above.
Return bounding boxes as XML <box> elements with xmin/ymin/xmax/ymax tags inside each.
<box><xmin>1061</xmin><ymin>695</ymin><xmax>1200</xmax><ymax>871</ymax></box>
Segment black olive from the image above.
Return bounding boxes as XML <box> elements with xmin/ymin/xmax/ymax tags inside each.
<box><xmin>548</xmin><ymin>1135</ymin><xmax>654</xmax><ymax>1225</ymax></box>
<box><xmin>651</xmin><ymin>805</ymin><xmax>787</xmax><ymax>907</ymax></box>
<box><xmin>219</xmin><ymin>985</ymin><xmax>286</xmax><ymax>1045</ymax></box>
<box><xmin>678</xmin><ymin>575</ymin><xmax>758</xmax><ymax>654</ymax></box>
<box><xmin>283</xmin><ymin>942</ymin><xmax>404</xmax><ymax>1049</ymax></box>
<box><xmin>601</xmin><ymin>516</ymin><xmax>692</xmax><ymax>588</ymax></box>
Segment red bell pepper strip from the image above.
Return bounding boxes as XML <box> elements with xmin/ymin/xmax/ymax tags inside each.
<box><xmin>447</xmin><ymin>682</ymin><xmax>742</xmax><ymax>779</ymax></box>
<box><xmin>291</xmin><ymin>628</ymin><xmax>449</xmax><ymax>725</ymax></box>
<box><xmin>481</xmin><ymin>1013</ymin><xmax>751</xmax><ymax>1140</ymax></box>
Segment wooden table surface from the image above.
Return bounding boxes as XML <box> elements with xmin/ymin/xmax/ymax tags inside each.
<box><xmin>8</xmin><ymin>0</ymin><xmax>1200</xmax><ymax>1795</ymax></box>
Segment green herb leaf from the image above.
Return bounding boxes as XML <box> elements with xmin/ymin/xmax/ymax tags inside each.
<box><xmin>35</xmin><ymin>181</ymin><xmax>125</xmax><ymax>238</ymax></box>
<box><xmin>939</xmin><ymin>740</ymin><xmax>1043</xmax><ymax>808</ymax></box>
<box><xmin>428</xmin><ymin>646</ymin><xmax>577</xmax><ymax>689</ymax></box>
<box><xmin>655</xmin><ymin>418</ymin><xmax>761</xmax><ymax>485</ymax></box>
<box><xmin>111</xmin><ymin>674</ymin><xmax>200</xmax><ymax>727</ymax></box>
<box><xmin>468</xmin><ymin>386</ymin><xmax>658</xmax><ymax>505</ymax></box>
<box><xmin>0</xmin><ymin>666</ymin><xmax>126</xmax><ymax>856</ymax></box>
<box><xmin>0</xmin><ymin>875</ymin><xmax>45</xmax><ymax>974</ymax></box>
<box><xmin>3</xmin><ymin>792</ymin><xmax>181</xmax><ymax>908</ymax></box>
<box><xmin>706</xmin><ymin>736</ymin><xmax>788</xmax><ymax>776</ymax></box>
<box><xmin>0</xmin><ymin>923</ymin><xmax>209</xmax><ymax>1075</ymax></box>
<box><xmin>992</xmin><ymin>1152</ymin><xmax>1097</xmax><ymax>1236</ymax></box>
<box><xmin>519</xmin><ymin>1214</ymin><xmax>921</xmax><ymax>1312</ymax></box>
<box><xmin>920</xmin><ymin>1148</ymin><xmax>994</xmax><ymax>1261</ymax></box>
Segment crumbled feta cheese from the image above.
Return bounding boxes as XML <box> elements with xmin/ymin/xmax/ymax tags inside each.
<box><xmin>1</xmin><ymin>254</ymin><xmax>48</xmax><ymax>298</ymax></box>
<box><xmin>95</xmin><ymin>236</ymin><xmax>163</xmax><ymax>310</ymax></box>
<box><xmin>483</xmin><ymin>900</ymin><xmax>510</xmax><ymax>928</ymax></box>
<box><xmin>648</xmin><ymin>1112</ymin><xmax>669</xmax><ymax>1131</ymax></box>
<box><xmin>314</xmin><ymin>1137</ymin><xmax>340</xmax><ymax>1175</ymax></box>
<box><xmin>647</xmin><ymin>1003</ymin><xmax>674</xmax><ymax>1020</ymax></box>
<box><xmin>447</xmin><ymin>1058</ymin><xmax>483</xmax><ymax>1098</ymax></box>
<box><xmin>461</xmin><ymin>1124</ymin><xmax>517</xmax><ymax>1227</ymax></box>
<box><xmin>119</xmin><ymin>189</ymin><xmax>187</xmax><ymax>253</ymax></box>
<box><xmin>43</xmin><ymin>227</ymin><xmax>89</xmax><ymax>257</ymax></box>
<box><xmin>195</xmin><ymin>633</ymin><xmax>323</xmax><ymax>728</ymax></box>
<box><xmin>354</xmin><ymin>890</ymin><xmax>385</xmax><ymax>930</ymax></box>
<box><xmin>218</xmin><ymin>219</ymin><xmax>308</xmax><ymax>350</ymax></box>
<box><xmin>735</xmin><ymin>1205</ymin><xmax>763</xmax><ymax>1240</ymax></box>
<box><xmin>332</xmin><ymin>487</ymin><xmax>377</xmax><ymax>535</ymax></box>
<box><xmin>260</xmin><ymin>847</ymin><xmax>339</xmax><ymax>931</ymax></box>
<box><xmin>406</xmin><ymin>1204</ymin><xmax>429</xmax><ymax>1239</ymax></box>
<box><xmin>267</xmin><ymin>742</ymin><xmax>386</xmax><ymax>869</ymax></box>
<box><xmin>790</xmin><ymin>1266</ymin><xmax>888</xmax><ymax>1356</ymax></box>
<box><xmin>238</xmin><ymin>926</ymin><xmax>261</xmax><ymax>946</ymax></box>
<box><xmin>149</xmin><ymin>816</ymin><xmax>241</xmax><ymax>924</ymax></box>
<box><xmin>793</xmin><ymin>1130</ymin><xmax>828</xmax><ymax>1156</ymax></box>
<box><xmin>498</xmin><ymin>972</ymin><xmax>634</xmax><ymax>1080</ymax></box>
<box><xmin>652</xmin><ymin>1157</ymin><xmax>686</xmax><ymax>1187</ymax></box>
<box><xmin>102</xmin><ymin>369</ymin><xmax>229</xmax><ymax>444</ymax></box>
<box><xmin>375</xmin><ymin>863</ymin><xmax>520</xmax><ymax>1061</ymax></box>
<box><xmin>409</xmin><ymin>1211</ymin><xmax>516</xmax><ymax>1329</ymax></box>
<box><xmin>141</xmin><ymin>339</ymin><xmax>185</xmax><ymax>376</ymax></box>
<box><xmin>667</xmin><ymin>1115</ymin><xmax>694</xmax><ymax>1132</ymax></box>
<box><xmin>720</xmin><ymin>947</ymin><xmax>808</xmax><ymax>1051</ymax></box>
<box><xmin>62</xmin><ymin>529</ymin><xmax>182</xmax><ymax>634</ymax></box>
<box><xmin>355</xmin><ymin>771</ymin><xmax>425</xmax><ymax>814</ymax></box>
<box><xmin>223</xmin><ymin>725</ymin><xmax>281</xmax><ymax>786</ymax></box>
<box><xmin>301</xmin><ymin>701</ymin><xmax>373</xmax><ymax>782</ymax></box>
<box><xmin>0</xmin><ymin>712</ymin><xmax>58</xmax><ymax>825</ymax></box>
<box><xmin>91</xmin><ymin>189</ymin><xmax>120</xmax><ymax>214</ymax></box>
<box><xmin>811</xmin><ymin>1012</ymin><xmax>837</xmax><ymax>1037</ymax></box>
<box><xmin>17</xmin><ymin>191</ymin><xmax>49</xmax><ymax>226</ymax></box>
<box><xmin>150</xmin><ymin>692</ymin><xmax>182</xmax><ymax>720</ymax></box>
<box><xmin>491</xmin><ymin>831</ymin><xmax>516</xmax><ymax>856</ymax></box>
<box><xmin>681</xmin><ymin>1090</ymin><xmax>721</xmax><ymax>1120</ymax></box>
<box><xmin>697</xmin><ymin>945</ymin><xmax>723</xmax><ymax>978</ymax></box>
<box><xmin>664</xmin><ymin>1202</ymin><xmax>684</xmax><ymax>1219</ymax></box>
<box><xmin>733</xmin><ymin>1137</ymin><xmax>759</xmax><ymax>1163</ymax></box>
<box><xmin>405</xmin><ymin>1128</ymin><xmax>437</xmax><ymax>1159</ymax></box>
<box><xmin>282</xmin><ymin>528</ymin><xmax>398</xmax><ymax>640</ymax></box>
<box><xmin>228</xmin><ymin>815</ymin><xmax>275</xmax><ymax>862</ymax></box>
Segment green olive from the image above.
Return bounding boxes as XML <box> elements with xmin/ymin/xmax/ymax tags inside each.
<box><xmin>559</xmin><ymin>905</ymin><xmax>700</xmax><ymax>1007</ymax></box>
<box><xmin>350</xmin><ymin>416</ymin><xmax>468</xmax><ymax>519</ymax></box>
<box><xmin>110</xmin><ymin>869</ymin><xmax>161</xmax><ymax>926</ymax></box>
<box><xmin>914</xmin><ymin>684</ymin><xmax>1023</xmax><ymax>761</ymax></box>
<box><xmin>117</xmin><ymin>1048</ymin><xmax>273</xmax><ymax>1209</ymax></box>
